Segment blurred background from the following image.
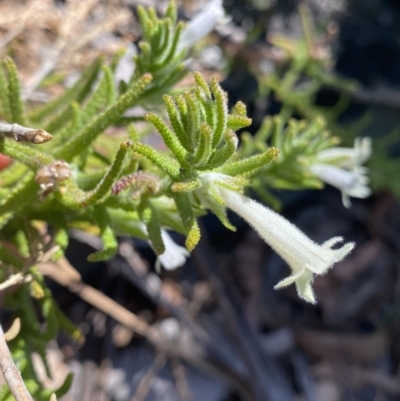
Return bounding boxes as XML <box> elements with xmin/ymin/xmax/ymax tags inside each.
<box><xmin>1</xmin><ymin>0</ymin><xmax>400</xmax><ymax>400</ymax></box>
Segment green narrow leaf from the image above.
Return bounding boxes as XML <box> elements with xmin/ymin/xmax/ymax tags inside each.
<box><xmin>255</xmin><ymin>116</ymin><xmax>274</xmax><ymax>142</ymax></box>
<box><xmin>135</xmin><ymin>42</ymin><xmax>151</xmax><ymax>74</ymax></box>
<box><xmin>210</xmin><ymin>75</ymin><xmax>228</xmax><ymax>147</ymax></box>
<box><xmin>194</xmin><ymin>71</ymin><xmax>212</xmax><ymax>98</ymax></box>
<box><xmin>0</xmin><ymin>163</ymin><xmax>28</xmax><ymax>187</ymax></box>
<box><xmin>184</xmin><ymin>92</ymin><xmax>201</xmax><ymax>150</ymax></box>
<box><xmin>171</xmin><ymin>178</ymin><xmax>202</xmax><ymax>192</ymax></box>
<box><xmin>153</xmin><ymin>20</ymin><xmax>172</xmax><ymax>62</ymax></box>
<box><xmin>165</xmin><ymin>0</ymin><xmax>177</xmax><ymax>21</ymax></box>
<box><xmin>282</xmin><ymin>119</ymin><xmax>298</xmax><ymax>154</ymax></box>
<box><xmin>163</xmin><ymin>94</ymin><xmax>188</xmax><ymax>150</ymax></box>
<box><xmin>160</xmin><ymin>21</ymin><xmax>185</xmax><ymax>68</ymax></box>
<box><xmin>39</xmin><ymin>293</ymin><xmax>58</xmax><ymax>342</ymax></box>
<box><xmin>193</xmin><ymin>123</ymin><xmax>213</xmax><ymax>166</ymax></box>
<box><xmin>131</xmin><ymin>143</ymin><xmax>180</xmax><ymax>178</ymax></box>
<box><xmin>104</xmin><ymin>65</ymin><xmax>116</xmax><ymax>106</ymax></box>
<box><xmin>57</xmin><ymin>140</ymin><xmax>132</xmax><ymax>208</ymax></box>
<box><xmin>206</xmin><ymin>189</ymin><xmax>236</xmax><ymax>231</ymax></box>
<box><xmin>171</xmin><ymin>192</ymin><xmax>195</xmax><ymax>232</ymax></box>
<box><xmin>231</xmin><ymin>101</ymin><xmax>247</xmax><ymax>116</ymax></box>
<box><xmin>55</xmin><ymin>74</ymin><xmax>152</xmax><ymax>161</ymax></box>
<box><xmin>219</xmin><ymin>147</ymin><xmax>280</xmax><ymax>176</ymax></box>
<box><xmin>297</xmin><ymin>116</ymin><xmax>327</xmax><ymax>145</ymax></box>
<box><xmin>80</xmin><ymin>66</ymin><xmax>114</xmax><ymax>125</ymax></box>
<box><xmin>202</xmin><ymin>130</ymin><xmax>238</xmax><ymax>169</ymax></box>
<box><xmin>227</xmin><ymin>114</ymin><xmax>252</xmax><ymax>131</ymax></box>
<box><xmin>14</xmin><ymin>230</ymin><xmax>30</xmax><ymax>258</ymax></box>
<box><xmin>0</xmin><ymin>138</ymin><xmax>54</xmax><ymax>170</ymax></box>
<box><xmin>238</xmin><ymin>132</ymin><xmax>256</xmax><ymax>157</ymax></box>
<box><xmin>139</xmin><ymin>202</ymin><xmax>165</xmax><ymax>255</ymax></box>
<box><xmin>29</xmin><ymin>58</ymin><xmax>102</xmax><ymax>122</ymax></box>
<box><xmin>147</xmin><ymin>7</ymin><xmax>158</xmax><ymax>23</ymax></box>
<box><xmin>137</xmin><ymin>6</ymin><xmax>153</xmax><ymax>41</ymax></box>
<box><xmin>87</xmin><ymin>208</ymin><xmax>118</xmax><ymax>262</ymax></box>
<box><xmin>185</xmin><ymin>219</ymin><xmax>200</xmax><ymax>251</ymax></box>
<box><xmin>0</xmin><ymin>63</ymin><xmax>11</xmax><ymax>120</ymax></box>
<box><xmin>271</xmin><ymin>115</ymin><xmax>285</xmax><ymax>150</ymax></box>
<box><xmin>150</xmin><ymin>22</ymin><xmax>163</xmax><ymax>55</ymax></box>
<box><xmin>194</xmin><ymin>88</ymin><xmax>215</xmax><ymax>130</ymax></box>
<box><xmin>52</xmin><ymin>228</ymin><xmax>69</xmax><ymax>261</ymax></box>
<box><xmin>0</xmin><ymin>175</ymin><xmax>37</xmax><ymax>230</ymax></box>
<box><xmin>145</xmin><ymin>112</ymin><xmax>188</xmax><ymax>165</ymax></box>
<box><xmin>52</xmin><ymin>67</ymin><xmax>115</xmax><ymax>149</ymax></box>
<box><xmin>3</xmin><ymin>57</ymin><xmax>26</xmax><ymax>125</ymax></box>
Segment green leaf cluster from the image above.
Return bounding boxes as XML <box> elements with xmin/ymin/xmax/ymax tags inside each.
<box><xmin>0</xmin><ymin>1</ymin><xmax>193</xmax><ymax>396</ymax></box>
<box><xmin>236</xmin><ymin>115</ymin><xmax>339</xmax><ymax>208</ymax></box>
<box><xmin>129</xmin><ymin>0</ymin><xmax>188</xmax><ymax>102</ymax></box>
<box><xmin>131</xmin><ymin>72</ymin><xmax>279</xmax><ymax>249</ymax></box>
<box><xmin>0</xmin><ymin>1</ymin><xmax>369</xmax><ymax>396</ymax></box>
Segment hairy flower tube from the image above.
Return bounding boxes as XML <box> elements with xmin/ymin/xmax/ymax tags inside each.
<box><xmin>315</xmin><ymin>137</ymin><xmax>372</xmax><ymax>170</ymax></box>
<box><xmin>201</xmin><ymin>173</ymin><xmax>355</xmax><ymax>303</ymax></box>
<box><xmin>156</xmin><ymin>229</ymin><xmax>190</xmax><ymax>271</ymax></box>
<box><xmin>310</xmin><ymin>137</ymin><xmax>372</xmax><ymax>208</ymax></box>
<box><xmin>310</xmin><ymin>164</ymin><xmax>371</xmax><ymax>208</ymax></box>
<box><xmin>178</xmin><ymin>0</ymin><xmax>225</xmax><ymax>51</ymax></box>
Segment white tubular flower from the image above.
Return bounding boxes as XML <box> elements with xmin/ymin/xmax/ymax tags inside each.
<box><xmin>213</xmin><ymin>183</ymin><xmax>355</xmax><ymax>303</ymax></box>
<box><xmin>178</xmin><ymin>0</ymin><xmax>225</xmax><ymax>51</ymax></box>
<box><xmin>310</xmin><ymin>164</ymin><xmax>371</xmax><ymax>208</ymax></box>
<box><xmin>311</xmin><ymin>137</ymin><xmax>372</xmax><ymax>208</ymax></box>
<box><xmin>315</xmin><ymin>137</ymin><xmax>372</xmax><ymax>170</ymax></box>
<box><xmin>156</xmin><ymin>230</ymin><xmax>190</xmax><ymax>271</ymax></box>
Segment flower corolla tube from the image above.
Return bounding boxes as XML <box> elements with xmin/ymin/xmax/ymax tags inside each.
<box><xmin>156</xmin><ymin>229</ymin><xmax>190</xmax><ymax>271</ymax></box>
<box><xmin>200</xmin><ymin>174</ymin><xmax>355</xmax><ymax>303</ymax></box>
<box><xmin>311</xmin><ymin>137</ymin><xmax>372</xmax><ymax>208</ymax></box>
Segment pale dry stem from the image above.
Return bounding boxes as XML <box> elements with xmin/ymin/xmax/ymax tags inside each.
<box><xmin>0</xmin><ymin>122</ymin><xmax>52</xmax><ymax>144</ymax></box>
<box><xmin>0</xmin><ymin>273</ymin><xmax>32</xmax><ymax>292</ymax></box>
<box><xmin>0</xmin><ymin>324</ymin><xmax>34</xmax><ymax>401</ymax></box>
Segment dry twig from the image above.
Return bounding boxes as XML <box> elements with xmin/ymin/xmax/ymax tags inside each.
<box><xmin>38</xmin><ymin>259</ymin><xmax>163</xmax><ymax>345</ymax></box>
<box><xmin>0</xmin><ymin>324</ymin><xmax>34</xmax><ymax>401</ymax></box>
<box><xmin>131</xmin><ymin>354</ymin><xmax>167</xmax><ymax>401</ymax></box>
<box><xmin>0</xmin><ymin>122</ymin><xmax>52</xmax><ymax>144</ymax></box>
<box><xmin>0</xmin><ymin>273</ymin><xmax>32</xmax><ymax>292</ymax></box>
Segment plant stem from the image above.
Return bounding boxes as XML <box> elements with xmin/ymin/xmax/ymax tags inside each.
<box><xmin>0</xmin><ymin>324</ymin><xmax>34</xmax><ymax>401</ymax></box>
<box><xmin>0</xmin><ymin>122</ymin><xmax>52</xmax><ymax>144</ymax></box>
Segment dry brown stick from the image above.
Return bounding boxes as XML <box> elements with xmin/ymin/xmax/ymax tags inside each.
<box><xmin>38</xmin><ymin>260</ymin><xmax>163</xmax><ymax>346</ymax></box>
<box><xmin>131</xmin><ymin>353</ymin><xmax>167</xmax><ymax>401</ymax></box>
<box><xmin>0</xmin><ymin>324</ymin><xmax>34</xmax><ymax>401</ymax></box>
<box><xmin>171</xmin><ymin>358</ymin><xmax>191</xmax><ymax>401</ymax></box>
<box><xmin>0</xmin><ymin>122</ymin><xmax>52</xmax><ymax>144</ymax></box>
<box><xmin>70</xmin><ymin>233</ymin><xmax>254</xmax><ymax>397</ymax></box>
